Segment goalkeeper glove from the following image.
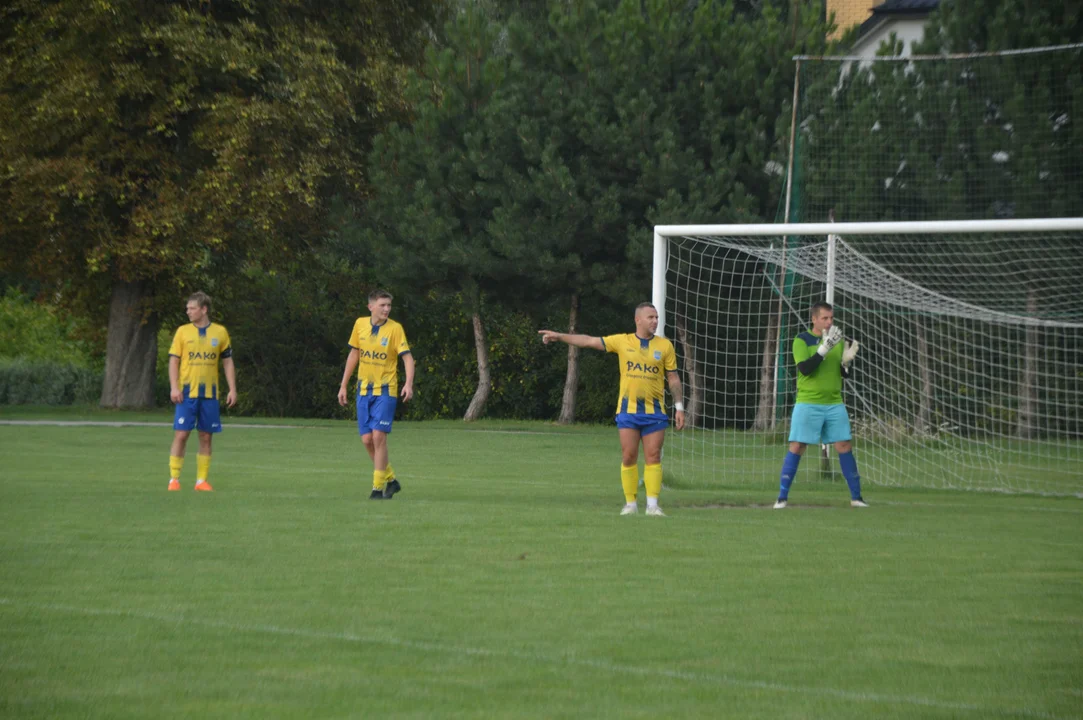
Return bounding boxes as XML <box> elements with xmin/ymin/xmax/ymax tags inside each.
<box><xmin>817</xmin><ymin>325</ymin><xmax>843</xmax><ymax>356</ymax></box>
<box><xmin>842</xmin><ymin>340</ymin><xmax>860</xmax><ymax>368</ymax></box>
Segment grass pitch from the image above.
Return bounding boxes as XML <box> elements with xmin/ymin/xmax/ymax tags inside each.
<box><xmin>0</xmin><ymin>407</ymin><xmax>1081</xmax><ymax>719</ymax></box>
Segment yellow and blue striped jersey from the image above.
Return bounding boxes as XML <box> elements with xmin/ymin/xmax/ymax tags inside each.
<box><xmin>348</xmin><ymin>317</ymin><xmax>411</xmax><ymax>396</ymax></box>
<box><xmin>601</xmin><ymin>333</ymin><xmax>677</xmax><ymax>415</ymax></box>
<box><xmin>168</xmin><ymin>323</ymin><xmax>232</xmax><ymax>399</ymax></box>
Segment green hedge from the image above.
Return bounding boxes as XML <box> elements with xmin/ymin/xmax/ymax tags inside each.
<box><xmin>0</xmin><ymin>288</ymin><xmax>101</xmax><ymax>367</ymax></box>
<box><xmin>191</xmin><ymin>262</ymin><xmax>630</xmax><ymax>421</ymax></box>
<box><xmin>0</xmin><ymin>358</ymin><xmax>103</xmax><ymax>405</ymax></box>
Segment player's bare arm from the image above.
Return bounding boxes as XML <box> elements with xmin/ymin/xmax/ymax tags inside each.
<box><xmin>400</xmin><ymin>352</ymin><xmax>415</xmax><ymax>402</ymax></box>
<box><xmin>537</xmin><ymin>330</ymin><xmax>604</xmax><ymax>351</ymax></box>
<box><xmin>222</xmin><ymin>356</ymin><xmax>238</xmax><ymax>408</ymax></box>
<box><xmin>337</xmin><ymin>347</ymin><xmax>360</xmax><ymax>406</ymax></box>
<box><xmin>169</xmin><ymin>356</ymin><xmax>183</xmax><ymax>404</ymax></box>
<box><xmin>667</xmin><ymin>371</ymin><xmax>686</xmax><ymax>430</ymax></box>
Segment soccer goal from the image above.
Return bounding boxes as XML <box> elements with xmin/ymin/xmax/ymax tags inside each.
<box><xmin>652</xmin><ymin>218</ymin><xmax>1083</xmax><ymax>496</ymax></box>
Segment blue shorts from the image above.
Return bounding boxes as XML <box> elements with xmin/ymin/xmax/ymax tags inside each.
<box><xmin>173</xmin><ymin>397</ymin><xmax>222</xmax><ymax>434</ymax></box>
<box><xmin>789</xmin><ymin>403</ymin><xmax>852</xmax><ymax>445</ymax></box>
<box><xmin>615</xmin><ymin>413</ymin><xmax>669</xmax><ymax>437</ymax></box>
<box><xmin>357</xmin><ymin>394</ymin><xmax>397</xmax><ymax>436</ymax></box>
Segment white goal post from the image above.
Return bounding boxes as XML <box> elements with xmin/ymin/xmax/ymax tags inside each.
<box><xmin>652</xmin><ymin>218</ymin><xmax>1083</xmax><ymax>496</ymax></box>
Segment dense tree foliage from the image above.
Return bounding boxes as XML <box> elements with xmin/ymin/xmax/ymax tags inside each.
<box><xmin>349</xmin><ymin>0</ymin><xmax>831</xmax><ymax>420</ymax></box>
<box><xmin>6</xmin><ymin>0</ymin><xmax>1075</xmax><ymax>425</ymax></box>
<box><xmin>783</xmin><ymin>0</ymin><xmax>1083</xmax><ymax>439</ymax></box>
<box><xmin>0</xmin><ymin>0</ymin><xmax>445</xmax><ymax>407</ymax></box>
<box><xmin>797</xmin><ymin>0</ymin><xmax>1083</xmax><ymax>222</ymax></box>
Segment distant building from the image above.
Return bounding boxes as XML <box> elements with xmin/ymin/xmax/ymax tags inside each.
<box><xmin>828</xmin><ymin>0</ymin><xmax>940</xmax><ymax>57</ymax></box>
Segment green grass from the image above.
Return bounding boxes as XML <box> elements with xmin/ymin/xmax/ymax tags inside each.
<box><xmin>665</xmin><ymin>427</ymin><xmax>1083</xmax><ymax>496</ymax></box>
<box><xmin>1</xmin><ymin>408</ymin><xmax>1081</xmax><ymax>719</ymax></box>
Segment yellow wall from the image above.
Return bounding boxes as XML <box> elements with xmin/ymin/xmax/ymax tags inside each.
<box><xmin>827</xmin><ymin>0</ymin><xmax>875</xmax><ymax>39</ymax></box>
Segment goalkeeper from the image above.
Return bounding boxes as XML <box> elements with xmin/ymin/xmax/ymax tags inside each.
<box><xmin>774</xmin><ymin>301</ymin><xmax>868</xmax><ymax>509</ymax></box>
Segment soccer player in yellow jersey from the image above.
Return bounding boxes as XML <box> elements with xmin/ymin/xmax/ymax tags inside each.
<box><xmin>539</xmin><ymin>302</ymin><xmax>685</xmax><ymax>516</ymax></box>
<box><xmin>338</xmin><ymin>290</ymin><xmax>415</xmax><ymax>499</ymax></box>
<box><xmin>167</xmin><ymin>292</ymin><xmax>237</xmax><ymax>492</ymax></box>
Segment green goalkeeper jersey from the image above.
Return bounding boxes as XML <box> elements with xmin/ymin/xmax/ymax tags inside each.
<box><xmin>793</xmin><ymin>331</ymin><xmax>844</xmax><ymax>405</ymax></box>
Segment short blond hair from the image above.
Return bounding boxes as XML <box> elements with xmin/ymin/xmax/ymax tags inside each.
<box><xmin>188</xmin><ymin>291</ymin><xmax>212</xmax><ymax>314</ymax></box>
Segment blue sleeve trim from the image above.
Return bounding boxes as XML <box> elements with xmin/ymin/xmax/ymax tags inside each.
<box><xmin>600</xmin><ymin>338</ymin><xmax>608</xmax><ymax>351</ymax></box>
<box><xmin>399</xmin><ymin>350</ymin><xmax>412</xmax><ymax>357</ymax></box>
<box><xmin>220</xmin><ymin>348</ymin><xmax>233</xmax><ymax>358</ymax></box>
<box><xmin>168</xmin><ymin>353</ymin><xmax>181</xmax><ymax>358</ymax></box>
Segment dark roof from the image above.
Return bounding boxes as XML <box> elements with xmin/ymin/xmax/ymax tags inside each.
<box><xmin>855</xmin><ymin>0</ymin><xmax>938</xmax><ymax>44</ymax></box>
<box><xmin>871</xmin><ymin>0</ymin><xmax>939</xmax><ymax>16</ymax></box>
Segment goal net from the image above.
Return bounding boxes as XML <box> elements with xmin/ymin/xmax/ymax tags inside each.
<box><xmin>653</xmin><ymin>219</ymin><xmax>1083</xmax><ymax>497</ymax></box>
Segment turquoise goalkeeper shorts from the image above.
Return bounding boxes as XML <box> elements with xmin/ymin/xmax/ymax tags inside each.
<box><xmin>788</xmin><ymin>403</ymin><xmax>852</xmax><ymax>445</ymax></box>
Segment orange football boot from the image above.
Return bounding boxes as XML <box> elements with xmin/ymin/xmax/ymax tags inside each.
<box><xmin>168</xmin><ymin>479</ymin><xmax>181</xmax><ymax>491</ymax></box>
<box><xmin>194</xmin><ymin>480</ymin><xmax>214</xmax><ymax>492</ymax></box>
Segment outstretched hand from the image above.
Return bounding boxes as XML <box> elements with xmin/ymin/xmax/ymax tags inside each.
<box><xmin>538</xmin><ymin>330</ymin><xmax>561</xmax><ymax>345</ymax></box>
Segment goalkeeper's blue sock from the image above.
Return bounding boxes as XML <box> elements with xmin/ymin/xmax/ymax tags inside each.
<box><xmin>838</xmin><ymin>450</ymin><xmax>862</xmax><ymax>499</ymax></box>
<box><xmin>778</xmin><ymin>451</ymin><xmax>801</xmax><ymax>500</ymax></box>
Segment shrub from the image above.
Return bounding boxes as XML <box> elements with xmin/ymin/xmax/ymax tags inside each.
<box><xmin>0</xmin><ymin>289</ymin><xmax>100</xmax><ymax>368</ymax></box>
<box><xmin>0</xmin><ymin>358</ymin><xmax>103</xmax><ymax>405</ymax></box>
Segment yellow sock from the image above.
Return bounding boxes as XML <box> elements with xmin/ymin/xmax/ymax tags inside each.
<box><xmin>620</xmin><ymin>465</ymin><xmax>639</xmax><ymax>504</ymax></box>
<box><xmin>644</xmin><ymin>463</ymin><xmax>663</xmax><ymax>499</ymax></box>
<box><xmin>169</xmin><ymin>455</ymin><xmax>184</xmax><ymax>480</ymax></box>
<box><xmin>373</xmin><ymin>468</ymin><xmax>388</xmax><ymax>491</ymax></box>
<box><xmin>385</xmin><ymin>464</ymin><xmax>396</xmax><ymax>481</ymax></box>
<box><xmin>196</xmin><ymin>454</ymin><xmax>211</xmax><ymax>482</ymax></box>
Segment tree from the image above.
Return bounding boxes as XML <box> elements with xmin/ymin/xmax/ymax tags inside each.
<box><xmin>0</xmin><ymin>0</ymin><xmax>443</xmax><ymax>407</ymax></box>
<box><xmin>799</xmin><ymin>0</ymin><xmax>1083</xmax><ymax>223</ymax></box>
<box><xmin>486</xmin><ymin>2</ymin><xmax>638</xmax><ymax>423</ymax></box>
<box><xmin>793</xmin><ymin>0</ymin><xmax>1083</xmax><ymax>438</ymax></box>
<box><xmin>361</xmin><ymin>4</ymin><xmax>524</xmax><ymax>421</ymax></box>
<box><xmin>492</xmin><ymin>0</ymin><xmax>831</xmax><ymax>425</ymax></box>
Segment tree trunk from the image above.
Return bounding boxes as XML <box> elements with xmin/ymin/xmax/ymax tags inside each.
<box><xmin>463</xmin><ymin>310</ymin><xmax>491</xmax><ymax>421</ymax></box>
<box><xmin>1016</xmin><ymin>290</ymin><xmax>1039</xmax><ymax>439</ymax></box>
<box><xmin>752</xmin><ymin>305</ymin><xmax>781</xmax><ymax>430</ymax></box>
<box><xmin>674</xmin><ymin>314</ymin><xmax>699</xmax><ymax>429</ymax></box>
<box><xmin>100</xmin><ymin>280</ymin><xmax>158</xmax><ymax>409</ymax></box>
<box><xmin>915</xmin><ymin>319</ymin><xmax>933</xmax><ymax>435</ymax></box>
<box><xmin>557</xmin><ymin>293</ymin><xmax>580</xmax><ymax>424</ymax></box>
